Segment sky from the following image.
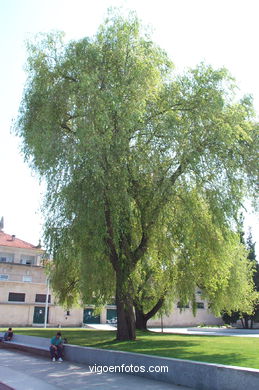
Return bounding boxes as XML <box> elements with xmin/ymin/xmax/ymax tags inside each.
<box><xmin>0</xmin><ymin>0</ymin><xmax>258</xmax><ymax>251</ymax></box>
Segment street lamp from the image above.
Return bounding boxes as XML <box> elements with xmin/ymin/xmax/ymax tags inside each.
<box><xmin>44</xmin><ymin>278</ymin><xmax>50</xmax><ymax>328</ymax></box>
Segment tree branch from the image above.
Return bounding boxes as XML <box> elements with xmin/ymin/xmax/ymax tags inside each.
<box><xmin>144</xmin><ymin>296</ymin><xmax>165</xmax><ymax>321</ymax></box>
<box><xmin>132</xmin><ymin>230</ymin><xmax>148</xmax><ymax>265</ymax></box>
<box><xmin>170</xmin><ymin>163</ymin><xmax>184</xmax><ymax>184</ymax></box>
<box><xmin>104</xmin><ymin>193</ymin><xmax>119</xmax><ymax>271</ymax></box>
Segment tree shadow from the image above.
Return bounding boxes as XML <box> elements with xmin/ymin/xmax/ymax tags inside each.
<box><xmin>91</xmin><ymin>333</ymin><xmax>259</xmax><ymax>369</ymax></box>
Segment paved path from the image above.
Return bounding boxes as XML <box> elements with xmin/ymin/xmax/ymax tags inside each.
<box><xmin>87</xmin><ymin>323</ymin><xmax>259</xmax><ymax>337</ymax></box>
<box><xmin>149</xmin><ymin>327</ymin><xmax>259</xmax><ymax>337</ymax></box>
<box><xmin>0</xmin><ymin>349</ymin><xmax>191</xmax><ymax>390</ymax></box>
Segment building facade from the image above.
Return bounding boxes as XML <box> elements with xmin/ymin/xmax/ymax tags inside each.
<box><xmin>0</xmin><ymin>229</ymin><xmax>83</xmax><ymax>327</ymax></box>
<box><xmin>147</xmin><ymin>290</ymin><xmax>223</xmax><ymax>327</ymax></box>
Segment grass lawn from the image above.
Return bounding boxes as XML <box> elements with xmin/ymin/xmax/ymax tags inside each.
<box><xmin>1</xmin><ymin>328</ymin><xmax>259</xmax><ymax>370</ymax></box>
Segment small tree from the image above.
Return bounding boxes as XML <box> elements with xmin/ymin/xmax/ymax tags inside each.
<box><xmin>240</xmin><ymin>230</ymin><xmax>258</xmax><ymax>328</ymax></box>
<box><xmin>221</xmin><ymin>228</ymin><xmax>258</xmax><ymax>328</ymax></box>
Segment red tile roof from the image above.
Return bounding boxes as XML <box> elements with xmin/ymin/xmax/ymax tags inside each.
<box><xmin>0</xmin><ymin>231</ymin><xmax>38</xmax><ymax>250</ymax></box>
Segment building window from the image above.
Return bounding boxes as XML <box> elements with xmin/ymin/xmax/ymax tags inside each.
<box><xmin>23</xmin><ymin>276</ymin><xmax>32</xmax><ymax>282</ymax></box>
<box><xmin>0</xmin><ymin>274</ymin><xmax>9</xmax><ymax>281</ymax></box>
<box><xmin>106</xmin><ymin>308</ymin><xmax>117</xmax><ymax>324</ymax></box>
<box><xmin>0</xmin><ymin>253</ymin><xmax>14</xmax><ymax>263</ymax></box>
<box><xmin>20</xmin><ymin>255</ymin><xmax>35</xmax><ymax>265</ymax></box>
<box><xmin>35</xmin><ymin>294</ymin><xmax>51</xmax><ymax>303</ymax></box>
<box><xmin>8</xmin><ymin>292</ymin><xmax>25</xmax><ymax>302</ymax></box>
<box><xmin>196</xmin><ymin>302</ymin><xmax>205</xmax><ymax>309</ymax></box>
<box><xmin>177</xmin><ymin>302</ymin><xmax>190</xmax><ymax>309</ymax></box>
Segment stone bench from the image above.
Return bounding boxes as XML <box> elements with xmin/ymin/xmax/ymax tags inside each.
<box><xmin>0</xmin><ymin>333</ymin><xmax>50</xmax><ymax>357</ymax></box>
<box><xmin>1</xmin><ymin>334</ymin><xmax>259</xmax><ymax>390</ymax></box>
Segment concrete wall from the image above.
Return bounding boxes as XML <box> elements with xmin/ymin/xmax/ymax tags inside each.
<box><xmin>48</xmin><ymin>306</ymin><xmax>83</xmax><ymax>327</ymax></box>
<box><xmin>0</xmin><ymin>303</ymin><xmax>83</xmax><ymax>327</ymax></box>
<box><xmin>4</xmin><ymin>335</ymin><xmax>259</xmax><ymax>390</ymax></box>
<box><xmin>0</xmin><ymin>263</ymin><xmax>46</xmax><ymax>284</ymax></box>
<box><xmin>0</xmin><ymin>304</ymin><xmax>32</xmax><ymax>326</ymax></box>
<box><xmin>148</xmin><ymin>303</ymin><xmax>223</xmax><ymax>327</ymax></box>
<box><xmin>63</xmin><ymin>345</ymin><xmax>259</xmax><ymax>390</ymax></box>
<box><xmin>148</xmin><ymin>298</ymin><xmax>223</xmax><ymax>327</ymax></box>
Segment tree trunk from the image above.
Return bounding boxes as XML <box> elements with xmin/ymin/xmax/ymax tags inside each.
<box><xmin>135</xmin><ymin>306</ymin><xmax>148</xmax><ymax>330</ymax></box>
<box><xmin>135</xmin><ymin>297</ymin><xmax>165</xmax><ymax>331</ymax></box>
<box><xmin>115</xmin><ymin>272</ymin><xmax>136</xmax><ymax>340</ymax></box>
<box><xmin>243</xmin><ymin>315</ymin><xmax>249</xmax><ymax>329</ymax></box>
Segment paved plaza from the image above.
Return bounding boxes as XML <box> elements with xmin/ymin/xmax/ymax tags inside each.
<box><xmin>0</xmin><ymin>349</ymin><xmax>191</xmax><ymax>390</ymax></box>
<box><xmin>87</xmin><ymin>323</ymin><xmax>259</xmax><ymax>337</ymax></box>
<box><xmin>149</xmin><ymin>327</ymin><xmax>259</xmax><ymax>337</ymax></box>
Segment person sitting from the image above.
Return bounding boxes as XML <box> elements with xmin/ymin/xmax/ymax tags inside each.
<box><xmin>50</xmin><ymin>332</ymin><xmax>63</xmax><ymax>362</ymax></box>
<box><xmin>4</xmin><ymin>328</ymin><xmax>13</xmax><ymax>341</ymax></box>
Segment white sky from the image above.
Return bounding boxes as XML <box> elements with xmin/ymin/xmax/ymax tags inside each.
<box><xmin>0</xmin><ymin>0</ymin><xmax>258</xmax><ymax>252</ymax></box>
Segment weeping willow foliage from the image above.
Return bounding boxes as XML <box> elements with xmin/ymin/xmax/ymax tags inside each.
<box><xmin>132</xmin><ymin>189</ymin><xmax>257</xmax><ymax>319</ymax></box>
<box><xmin>16</xmin><ymin>10</ymin><xmax>258</xmax><ymax>322</ymax></box>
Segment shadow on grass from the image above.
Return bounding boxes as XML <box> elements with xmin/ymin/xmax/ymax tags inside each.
<box><xmin>90</xmin><ymin>332</ymin><xmax>259</xmax><ymax>369</ymax></box>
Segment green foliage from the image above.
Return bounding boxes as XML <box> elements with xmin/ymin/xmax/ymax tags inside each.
<box><xmin>15</xmin><ymin>11</ymin><xmax>258</xmax><ymax>329</ymax></box>
<box><xmin>222</xmin><ymin>311</ymin><xmax>240</xmax><ymax>325</ymax></box>
<box><xmin>220</xmin><ymin>229</ymin><xmax>259</xmax><ymax>327</ymax></box>
<box><xmin>44</xmin><ymin>223</ymin><xmax>115</xmax><ymax>307</ymax></box>
<box><xmin>133</xmin><ymin>190</ymin><xmax>257</xmax><ymax>320</ymax></box>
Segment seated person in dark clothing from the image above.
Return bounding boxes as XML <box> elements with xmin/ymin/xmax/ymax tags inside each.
<box><xmin>50</xmin><ymin>332</ymin><xmax>63</xmax><ymax>362</ymax></box>
<box><xmin>4</xmin><ymin>328</ymin><xmax>13</xmax><ymax>341</ymax></box>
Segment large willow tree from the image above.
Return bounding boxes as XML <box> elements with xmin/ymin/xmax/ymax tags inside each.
<box><xmin>16</xmin><ymin>11</ymin><xmax>258</xmax><ymax>340</ymax></box>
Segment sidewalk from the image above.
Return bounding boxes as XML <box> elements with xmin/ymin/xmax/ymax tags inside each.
<box><xmin>149</xmin><ymin>327</ymin><xmax>259</xmax><ymax>337</ymax></box>
<box><xmin>86</xmin><ymin>323</ymin><xmax>259</xmax><ymax>337</ymax></box>
<box><xmin>0</xmin><ymin>349</ymin><xmax>191</xmax><ymax>390</ymax></box>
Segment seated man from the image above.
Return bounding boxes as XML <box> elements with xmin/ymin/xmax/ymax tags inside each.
<box><xmin>4</xmin><ymin>328</ymin><xmax>13</xmax><ymax>341</ymax></box>
<box><xmin>50</xmin><ymin>332</ymin><xmax>63</xmax><ymax>362</ymax></box>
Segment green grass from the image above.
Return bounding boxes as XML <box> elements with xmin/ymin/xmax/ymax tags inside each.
<box><xmin>2</xmin><ymin>327</ymin><xmax>259</xmax><ymax>370</ymax></box>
